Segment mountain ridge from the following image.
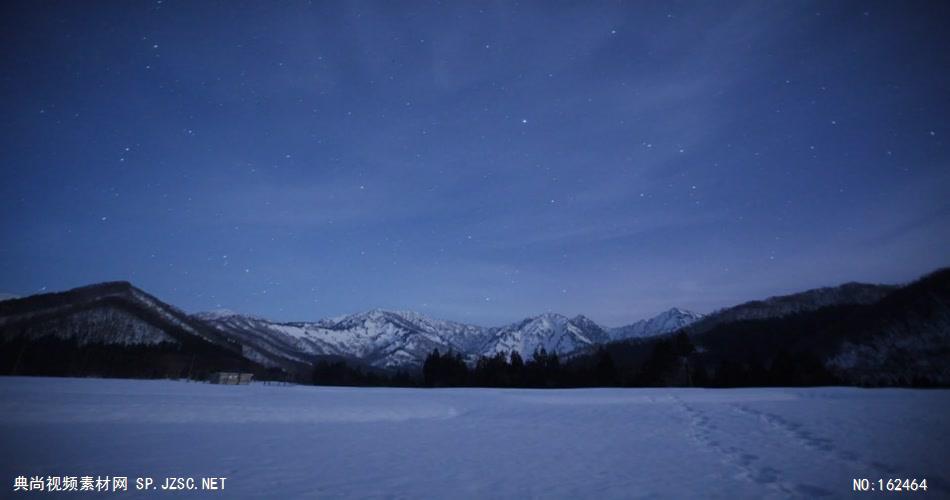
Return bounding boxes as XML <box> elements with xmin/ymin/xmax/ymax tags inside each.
<box><xmin>2</xmin><ymin>271</ymin><xmax>944</xmax><ymax>384</ymax></box>
<box><xmin>0</xmin><ymin>281</ymin><xmax>263</xmax><ymax>379</ymax></box>
<box><xmin>194</xmin><ymin>308</ymin><xmax>641</xmax><ymax>370</ymax></box>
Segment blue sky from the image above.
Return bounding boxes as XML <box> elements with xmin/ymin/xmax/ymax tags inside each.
<box><xmin>1</xmin><ymin>1</ymin><xmax>948</xmax><ymax>326</ymax></box>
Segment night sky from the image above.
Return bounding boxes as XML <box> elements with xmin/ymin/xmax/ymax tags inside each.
<box><xmin>1</xmin><ymin>1</ymin><xmax>948</xmax><ymax>326</ymax></box>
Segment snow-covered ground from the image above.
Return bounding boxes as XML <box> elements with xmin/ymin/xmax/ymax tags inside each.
<box><xmin>1</xmin><ymin>378</ymin><xmax>948</xmax><ymax>499</ymax></box>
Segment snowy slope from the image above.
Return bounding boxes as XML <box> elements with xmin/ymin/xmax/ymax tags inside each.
<box><xmin>2</xmin><ymin>377</ymin><xmax>948</xmax><ymax>499</ymax></box>
<box><xmin>197</xmin><ymin>310</ymin><xmax>619</xmax><ymax>368</ymax></box>
<box><xmin>9</xmin><ymin>307</ymin><xmax>178</xmax><ymax>346</ymax></box>
<box><xmin>196</xmin><ymin>309</ymin><xmax>494</xmax><ymax>370</ymax></box>
<box><xmin>609</xmin><ymin>307</ymin><xmax>704</xmax><ymax>341</ymax></box>
<box><xmin>0</xmin><ymin>282</ymin><xmax>225</xmax><ymax>347</ymax></box>
<box><xmin>482</xmin><ymin>313</ymin><xmax>609</xmax><ymax>359</ymax></box>
<box><xmin>0</xmin><ymin>282</ymin><xmax>262</xmax><ymax>379</ymax></box>
<box><xmin>191</xmin><ymin>311</ymin><xmax>322</xmax><ymax>369</ymax></box>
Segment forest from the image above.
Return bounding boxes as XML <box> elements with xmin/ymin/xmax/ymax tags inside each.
<box><xmin>311</xmin><ymin>331</ymin><xmax>849</xmax><ymax>389</ymax></box>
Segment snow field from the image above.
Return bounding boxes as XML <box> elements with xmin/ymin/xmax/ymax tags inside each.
<box><xmin>1</xmin><ymin>378</ymin><xmax>948</xmax><ymax>499</ymax></box>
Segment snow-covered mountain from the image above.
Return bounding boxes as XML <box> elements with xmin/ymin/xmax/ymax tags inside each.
<box><xmin>1</xmin><ymin>281</ymin><xmax>635</xmax><ymax>373</ymax></box>
<box><xmin>4</xmin><ymin>272</ymin><xmax>936</xmax><ymax>383</ymax></box>
<box><xmin>0</xmin><ymin>281</ymin><xmax>258</xmax><ymax>378</ymax></box>
<box><xmin>0</xmin><ymin>281</ymin><xmax>228</xmax><ymax>347</ymax></box>
<box><xmin>674</xmin><ymin>269</ymin><xmax>950</xmax><ymax>386</ymax></box>
<box><xmin>609</xmin><ymin>307</ymin><xmax>704</xmax><ymax>341</ymax></box>
<box><xmin>195</xmin><ymin>309</ymin><xmax>618</xmax><ymax>370</ymax></box>
<box><xmin>195</xmin><ymin>309</ymin><xmax>493</xmax><ymax>370</ymax></box>
<box><xmin>191</xmin><ymin>310</ymin><xmax>325</xmax><ymax>369</ymax></box>
<box><xmin>481</xmin><ymin>313</ymin><xmax>609</xmax><ymax>359</ymax></box>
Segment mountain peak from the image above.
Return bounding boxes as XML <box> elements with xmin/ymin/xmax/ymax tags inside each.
<box><xmin>570</xmin><ymin>314</ymin><xmax>600</xmax><ymax>327</ymax></box>
<box><xmin>79</xmin><ymin>280</ymin><xmax>136</xmax><ymax>292</ymax></box>
<box><xmin>342</xmin><ymin>308</ymin><xmax>427</xmax><ymax>324</ymax></box>
<box><xmin>659</xmin><ymin>307</ymin><xmax>703</xmax><ymax>320</ymax></box>
<box><xmin>608</xmin><ymin>307</ymin><xmax>703</xmax><ymax>342</ymax></box>
<box><xmin>532</xmin><ymin>312</ymin><xmax>570</xmax><ymax>322</ymax></box>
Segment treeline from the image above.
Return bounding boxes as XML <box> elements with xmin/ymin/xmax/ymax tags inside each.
<box><xmin>417</xmin><ymin>333</ymin><xmax>841</xmax><ymax>388</ymax></box>
<box><xmin>310</xmin><ymin>332</ymin><xmax>843</xmax><ymax>388</ymax></box>
<box><xmin>311</xmin><ymin>360</ymin><xmax>416</xmax><ymax>387</ymax></box>
<box><xmin>423</xmin><ymin>348</ymin><xmax>566</xmax><ymax>387</ymax></box>
<box><xmin>637</xmin><ymin>333</ymin><xmax>838</xmax><ymax>387</ymax></box>
<box><xmin>0</xmin><ymin>336</ymin><xmax>271</xmax><ymax>381</ymax></box>
<box><xmin>310</xmin><ymin>266</ymin><xmax>950</xmax><ymax>389</ymax></box>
